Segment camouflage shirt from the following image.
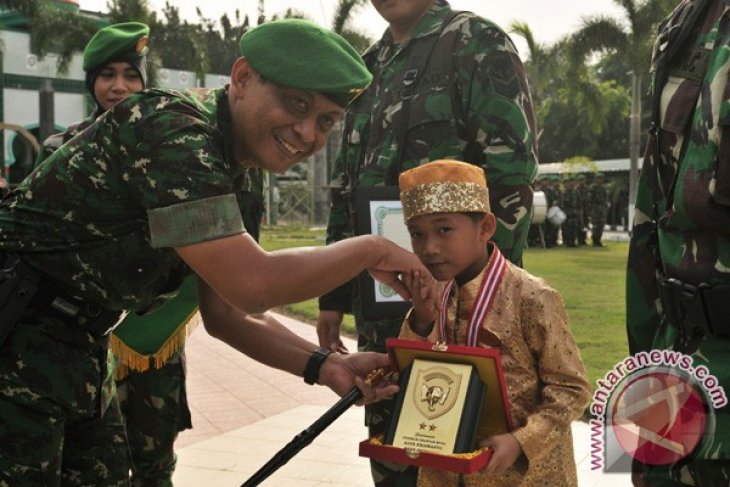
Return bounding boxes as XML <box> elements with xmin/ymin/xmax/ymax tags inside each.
<box><xmin>321</xmin><ymin>0</ymin><xmax>538</xmax><ymax>325</ymax></box>
<box><xmin>0</xmin><ymin>88</ymin><xmax>246</xmax><ymax>311</ymax></box>
<box><xmin>35</xmin><ymin>112</ymin><xmax>99</xmax><ymax>168</ymax></box>
<box><xmin>627</xmin><ymin>0</ymin><xmax>730</xmax><ymax>462</ymax></box>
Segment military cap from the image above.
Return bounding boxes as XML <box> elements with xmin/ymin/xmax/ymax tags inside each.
<box><xmin>83</xmin><ymin>22</ymin><xmax>149</xmax><ymax>73</ymax></box>
<box><xmin>83</xmin><ymin>22</ymin><xmax>150</xmax><ymax>106</ymax></box>
<box><xmin>399</xmin><ymin>160</ymin><xmax>490</xmax><ymax>222</ymax></box>
<box><xmin>239</xmin><ymin>19</ymin><xmax>371</xmax><ymax>107</ymax></box>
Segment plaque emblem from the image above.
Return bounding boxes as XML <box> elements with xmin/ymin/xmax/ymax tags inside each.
<box><xmin>414</xmin><ymin>365</ymin><xmax>462</xmax><ymax>420</ymax></box>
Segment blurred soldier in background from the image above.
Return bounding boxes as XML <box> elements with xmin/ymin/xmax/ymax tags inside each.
<box><xmin>589</xmin><ymin>172</ymin><xmax>608</xmax><ymax>247</ymax></box>
<box><xmin>561</xmin><ymin>175</ymin><xmax>581</xmax><ymax>247</ymax></box>
<box><xmin>542</xmin><ymin>175</ymin><xmax>561</xmax><ymax>248</ymax></box>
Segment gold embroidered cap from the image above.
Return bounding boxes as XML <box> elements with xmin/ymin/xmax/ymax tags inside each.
<box><xmin>399</xmin><ymin>159</ymin><xmax>490</xmax><ymax>222</ymax></box>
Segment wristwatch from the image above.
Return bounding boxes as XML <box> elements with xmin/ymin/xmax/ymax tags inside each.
<box><xmin>303</xmin><ymin>347</ymin><xmax>333</xmax><ymax>385</ymax></box>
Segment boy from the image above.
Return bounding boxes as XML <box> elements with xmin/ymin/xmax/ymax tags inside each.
<box><xmin>398</xmin><ymin>159</ymin><xmax>591</xmax><ymax>486</ymax></box>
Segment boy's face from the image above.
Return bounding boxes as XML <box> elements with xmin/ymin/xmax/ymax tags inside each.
<box><xmin>406</xmin><ymin>212</ymin><xmax>495</xmax><ymax>283</ymax></box>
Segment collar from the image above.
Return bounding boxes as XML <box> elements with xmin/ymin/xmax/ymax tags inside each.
<box><xmin>365</xmin><ymin>0</ymin><xmax>453</xmax><ymax>58</ymax></box>
<box><xmin>217</xmin><ymin>86</ymin><xmax>243</xmax><ymax>180</ymax></box>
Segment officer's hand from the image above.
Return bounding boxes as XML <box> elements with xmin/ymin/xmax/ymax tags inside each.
<box><xmin>317</xmin><ymin>310</ymin><xmax>348</xmax><ymax>354</ymax></box>
<box><xmin>480</xmin><ymin>433</ymin><xmax>523</xmax><ymax>475</ymax></box>
<box><xmin>318</xmin><ymin>351</ymin><xmax>398</xmax><ymax>404</ymax></box>
<box><xmin>368</xmin><ymin>237</ymin><xmax>431</xmax><ymax>300</ymax></box>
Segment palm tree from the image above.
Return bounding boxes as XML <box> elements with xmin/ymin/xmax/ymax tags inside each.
<box><xmin>509</xmin><ymin>22</ymin><xmax>610</xmax><ymax>153</ymax></box>
<box><xmin>569</xmin><ymin>0</ymin><xmax>675</xmax><ymax>223</ymax></box>
<box><xmin>332</xmin><ymin>0</ymin><xmax>371</xmax><ymax>52</ymax></box>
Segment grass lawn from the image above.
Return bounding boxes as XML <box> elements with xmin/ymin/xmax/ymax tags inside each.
<box><xmin>260</xmin><ymin>226</ymin><xmax>629</xmax><ymax>388</ymax></box>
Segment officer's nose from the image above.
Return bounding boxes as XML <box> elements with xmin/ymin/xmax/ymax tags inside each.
<box><xmin>293</xmin><ymin>117</ymin><xmax>317</xmax><ymax>145</ymax></box>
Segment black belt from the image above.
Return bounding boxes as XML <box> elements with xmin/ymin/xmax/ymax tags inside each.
<box><xmin>1</xmin><ymin>252</ymin><xmax>127</xmax><ymax>337</ymax></box>
<box><xmin>657</xmin><ymin>273</ymin><xmax>730</xmax><ymax>339</ymax></box>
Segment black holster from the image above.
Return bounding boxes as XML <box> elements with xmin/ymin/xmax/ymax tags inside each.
<box><xmin>0</xmin><ymin>252</ymin><xmax>127</xmax><ymax>342</ymax></box>
<box><xmin>657</xmin><ymin>272</ymin><xmax>730</xmax><ymax>342</ymax></box>
<box><xmin>0</xmin><ymin>253</ymin><xmax>39</xmax><ymax>346</ymax></box>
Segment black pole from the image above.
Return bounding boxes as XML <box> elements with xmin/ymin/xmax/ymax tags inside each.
<box><xmin>241</xmin><ymin>369</ymin><xmax>390</xmax><ymax>487</ymax></box>
<box><xmin>241</xmin><ymin>386</ymin><xmax>363</xmax><ymax>487</ymax></box>
<box><xmin>39</xmin><ymin>80</ymin><xmax>55</xmax><ymax>143</ymax></box>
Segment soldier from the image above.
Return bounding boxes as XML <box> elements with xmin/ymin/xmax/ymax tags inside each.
<box><xmin>575</xmin><ymin>174</ymin><xmax>589</xmax><ymax>245</ymax></box>
<box><xmin>589</xmin><ymin>172</ymin><xmax>608</xmax><ymax>247</ymax></box>
<box><xmin>561</xmin><ymin>175</ymin><xmax>581</xmax><ymax>247</ymax></box>
<box><xmin>627</xmin><ymin>0</ymin><xmax>730</xmax><ymax>485</ymax></box>
<box><xmin>0</xmin><ymin>20</ymin><xmax>423</xmax><ymax>485</ymax></box>
<box><xmin>35</xmin><ymin>23</ymin><xmax>198</xmax><ymax>485</ymax></box>
<box><xmin>36</xmin><ymin>22</ymin><xmax>149</xmax><ymax>162</ymax></box>
<box><xmin>316</xmin><ymin>0</ymin><xmax>538</xmax><ymax>484</ymax></box>
<box><xmin>542</xmin><ymin>175</ymin><xmax>561</xmax><ymax>248</ymax></box>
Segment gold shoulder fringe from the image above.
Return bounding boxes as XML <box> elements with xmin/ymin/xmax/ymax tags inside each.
<box><xmin>111</xmin><ymin>312</ymin><xmax>201</xmax><ymax>381</ymax></box>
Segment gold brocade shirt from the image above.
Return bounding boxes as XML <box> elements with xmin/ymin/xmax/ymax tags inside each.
<box><xmin>400</xmin><ymin>257</ymin><xmax>591</xmax><ymax>487</ymax></box>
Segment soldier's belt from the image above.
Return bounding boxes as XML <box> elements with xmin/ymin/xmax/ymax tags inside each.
<box><xmin>0</xmin><ymin>251</ymin><xmax>127</xmax><ymax>338</ymax></box>
<box><xmin>657</xmin><ymin>273</ymin><xmax>730</xmax><ymax>339</ymax></box>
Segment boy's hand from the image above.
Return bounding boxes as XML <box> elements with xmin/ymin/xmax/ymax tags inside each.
<box><xmin>480</xmin><ymin>433</ymin><xmax>523</xmax><ymax>475</ymax></box>
<box><xmin>403</xmin><ymin>270</ymin><xmax>439</xmax><ymax>334</ymax></box>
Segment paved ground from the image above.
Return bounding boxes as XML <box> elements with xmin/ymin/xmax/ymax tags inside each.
<box><xmin>172</xmin><ymin>312</ymin><xmax>632</xmax><ymax>486</ymax></box>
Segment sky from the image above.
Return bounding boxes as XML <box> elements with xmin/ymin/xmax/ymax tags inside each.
<box><xmin>77</xmin><ymin>0</ymin><xmax>628</xmax><ymax>55</ymax></box>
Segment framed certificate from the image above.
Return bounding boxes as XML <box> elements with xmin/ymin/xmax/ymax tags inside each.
<box><xmin>355</xmin><ymin>186</ymin><xmax>412</xmax><ymax>320</ymax></box>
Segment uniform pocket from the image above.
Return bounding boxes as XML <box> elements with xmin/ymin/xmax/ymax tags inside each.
<box><xmin>404</xmin><ymin>92</ymin><xmax>460</xmax><ymax>162</ymax></box>
<box><xmin>659</xmin><ymin>75</ymin><xmax>702</xmax><ymax>134</ymax></box>
<box><xmin>710</xmin><ymin>75</ymin><xmax>730</xmax><ymax>205</ymax></box>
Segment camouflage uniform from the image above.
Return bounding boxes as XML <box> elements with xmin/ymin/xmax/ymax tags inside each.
<box><xmin>0</xmin><ymin>88</ymin><xmax>249</xmax><ymax>485</ymax></box>
<box><xmin>319</xmin><ymin>1</ymin><xmax>537</xmax><ymax>484</ymax></box>
<box><xmin>589</xmin><ymin>175</ymin><xmax>608</xmax><ymax>246</ymax></box>
<box><xmin>560</xmin><ymin>178</ymin><xmax>581</xmax><ymax>247</ymax></box>
<box><xmin>626</xmin><ymin>1</ymin><xmax>730</xmax><ymax>485</ymax></box>
<box><xmin>543</xmin><ymin>178</ymin><xmax>561</xmax><ymax>247</ymax></box>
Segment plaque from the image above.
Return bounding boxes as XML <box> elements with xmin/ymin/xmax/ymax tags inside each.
<box><xmin>384</xmin><ymin>358</ymin><xmax>486</xmax><ymax>454</ymax></box>
<box><xmin>359</xmin><ymin>339</ymin><xmax>512</xmax><ymax>473</ymax></box>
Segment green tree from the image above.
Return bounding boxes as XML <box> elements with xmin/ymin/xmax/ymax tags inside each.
<box><xmin>569</xmin><ymin>0</ymin><xmax>675</xmax><ymax>218</ymax></box>
<box><xmin>332</xmin><ymin>0</ymin><xmax>371</xmax><ymax>52</ymax></box>
<box><xmin>151</xmin><ymin>1</ymin><xmax>208</xmax><ymax>82</ymax></box>
<box><xmin>197</xmin><ymin>8</ymin><xmax>250</xmax><ymax>75</ymax></box>
<box><xmin>509</xmin><ymin>23</ymin><xmax>625</xmax><ymax>162</ymax></box>
<box><xmin>0</xmin><ymin>0</ymin><xmax>97</xmax><ymax>75</ymax></box>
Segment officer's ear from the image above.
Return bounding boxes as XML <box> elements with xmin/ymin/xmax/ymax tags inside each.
<box><xmin>230</xmin><ymin>57</ymin><xmax>255</xmax><ymax>97</ymax></box>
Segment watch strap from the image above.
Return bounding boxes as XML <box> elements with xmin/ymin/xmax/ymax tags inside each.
<box><xmin>303</xmin><ymin>347</ymin><xmax>333</xmax><ymax>385</ymax></box>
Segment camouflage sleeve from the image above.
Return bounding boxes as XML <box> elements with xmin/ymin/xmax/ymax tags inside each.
<box><xmin>454</xmin><ymin>17</ymin><xmax>538</xmax><ymax>266</ymax></box>
<box><xmin>319</xmin><ymin>148</ymin><xmax>355</xmax><ymax>312</ymax></box>
<box><xmin>626</xmin><ymin>151</ymin><xmax>663</xmax><ymax>353</ymax></box>
<box><xmin>34</xmin><ymin>120</ymin><xmax>89</xmax><ymax>169</ymax></box>
<box><xmin>34</xmin><ymin>135</ymin><xmax>61</xmax><ymax>169</ymax></box>
<box><xmin>106</xmin><ymin>98</ymin><xmax>236</xmax><ymax>210</ymax></box>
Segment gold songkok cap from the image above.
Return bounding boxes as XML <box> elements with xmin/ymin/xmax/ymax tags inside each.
<box><xmin>399</xmin><ymin>159</ymin><xmax>490</xmax><ymax>222</ymax></box>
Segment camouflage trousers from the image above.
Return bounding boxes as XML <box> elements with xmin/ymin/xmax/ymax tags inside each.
<box><xmin>562</xmin><ymin>217</ymin><xmax>581</xmax><ymax>247</ymax></box>
<box><xmin>591</xmin><ymin>216</ymin><xmax>606</xmax><ymax>245</ymax></box>
<box><xmin>358</xmin><ymin>330</ymin><xmax>418</xmax><ymax>487</ymax></box>
<box><xmin>116</xmin><ymin>348</ymin><xmax>192</xmax><ymax>487</ymax></box>
<box><xmin>0</xmin><ymin>311</ymin><xmax>130</xmax><ymax>486</ymax></box>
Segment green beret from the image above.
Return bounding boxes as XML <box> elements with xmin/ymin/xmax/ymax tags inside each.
<box><xmin>83</xmin><ymin>22</ymin><xmax>150</xmax><ymax>72</ymax></box>
<box><xmin>239</xmin><ymin>19</ymin><xmax>371</xmax><ymax>107</ymax></box>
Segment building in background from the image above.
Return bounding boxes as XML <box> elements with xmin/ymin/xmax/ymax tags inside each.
<box><xmin>0</xmin><ymin>0</ymin><xmax>229</xmax><ymax>186</ymax></box>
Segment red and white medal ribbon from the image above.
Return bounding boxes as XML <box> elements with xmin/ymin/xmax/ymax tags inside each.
<box><xmin>438</xmin><ymin>243</ymin><xmax>507</xmax><ymax>347</ymax></box>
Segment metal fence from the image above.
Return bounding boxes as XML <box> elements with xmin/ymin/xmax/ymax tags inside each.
<box><xmin>265</xmin><ymin>124</ymin><xmax>342</xmax><ymax>227</ymax></box>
